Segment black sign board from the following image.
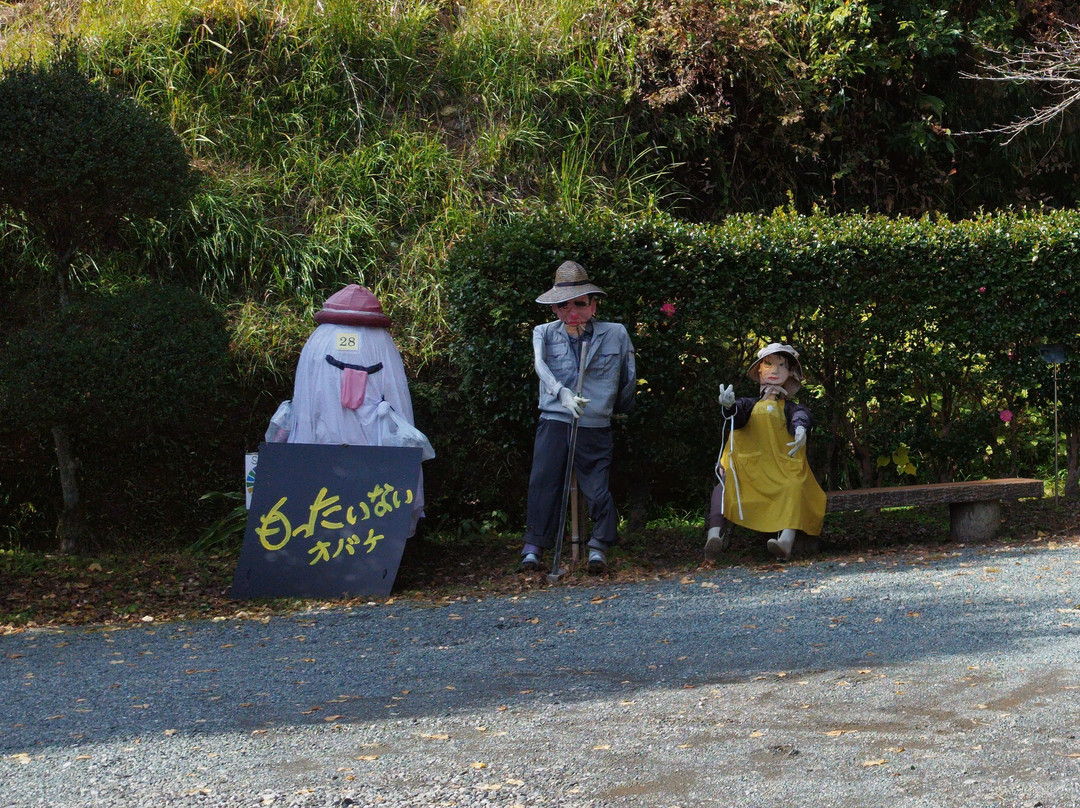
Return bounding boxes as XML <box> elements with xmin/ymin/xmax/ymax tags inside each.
<box><xmin>231</xmin><ymin>442</ymin><xmax>422</xmax><ymax>600</ymax></box>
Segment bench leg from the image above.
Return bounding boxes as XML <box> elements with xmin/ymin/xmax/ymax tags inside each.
<box><xmin>949</xmin><ymin>500</ymin><xmax>1002</xmax><ymax>542</ymax></box>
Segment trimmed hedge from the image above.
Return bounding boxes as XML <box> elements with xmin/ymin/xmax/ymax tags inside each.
<box><xmin>442</xmin><ymin>208</ymin><xmax>1079</xmax><ymax>521</ymax></box>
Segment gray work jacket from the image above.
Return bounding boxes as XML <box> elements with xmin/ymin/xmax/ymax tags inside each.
<box><xmin>532</xmin><ymin>319</ymin><xmax>636</xmax><ymax>428</ymax></box>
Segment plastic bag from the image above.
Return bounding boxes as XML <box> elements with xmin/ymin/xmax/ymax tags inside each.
<box><xmin>375</xmin><ymin>401</ymin><xmax>435</xmax><ymax>461</ymax></box>
<box><xmin>265</xmin><ymin>400</ymin><xmax>293</xmax><ymax>443</ymax></box>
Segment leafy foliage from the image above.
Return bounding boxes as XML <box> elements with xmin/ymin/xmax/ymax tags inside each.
<box><xmin>0</xmin><ymin>282</ymin><xmax>232</xmax><ymax>547</ymax></box>
<box><xmin>0</xmin><ymin>281</ymin><xmax>229</xmax><ymax>434</ymax></box>
<box><xmin>446</xmin><ymin>209</ymin><xmax>1080</xmax><ymax>518</ymax></box>
<box><xmin>623</xmin><ymin>0</ymin><xmax>1080</xmax><ymax>215</ymax></box>
<box><xmin>0</xmin><ymin>47</ymin><xmax>197</xmax><ymax>267</ymax></box>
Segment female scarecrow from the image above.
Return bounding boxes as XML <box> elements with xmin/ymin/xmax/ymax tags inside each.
<box><xmin>705</xmin><ymin>343</ymin><xmax>825</xmax><ymax>561</ymax></box>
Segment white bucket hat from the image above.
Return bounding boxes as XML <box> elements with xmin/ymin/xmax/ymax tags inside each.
<box><xmin>747</xmin><ymin>343</ymin><xmax>804</xmax><ymax>398</ymax></box>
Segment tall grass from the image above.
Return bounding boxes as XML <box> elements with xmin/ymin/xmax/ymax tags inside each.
<box><xmin>1</xmin><ymin>0</ymin><xmax>678</xmax><ymax>368</ymax></box>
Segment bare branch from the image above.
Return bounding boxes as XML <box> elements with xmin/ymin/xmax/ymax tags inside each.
<box><xmin>959</xmin><ymin>21</ymin><xmax>1080</xmax><ymax>141</ymax></box>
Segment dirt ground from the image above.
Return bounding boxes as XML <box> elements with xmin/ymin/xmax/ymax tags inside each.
<box><xmin>2</xmin><ymin>498</ymin><xmax>1077</xmax><ymax>633</ymax></box>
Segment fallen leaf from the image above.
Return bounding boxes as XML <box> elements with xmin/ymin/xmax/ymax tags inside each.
<box><xmin>862</xmin><ymin>759</ymin><xmax>887</xmax><ymax>767</ymax></box>
<box><xmin>324</xmin><ymin>715</ymin><xmax>341</xmax><ymax>722</ymax></box>
<box><xmin>593</xmin><ymin>744</ymin><xmax>611</xmax><ymax>750</ymax></box>
<box><xmin>471</xmin><ymin>761</ymin><xmax>487</xmax><ymax>769</ymax></box>
<box><xmin>824</xmin><ymin>729</ymin><xmax>857</xmax><ymax>737</ymax></box>
<box><xmin>750</xmin><ymin>730</ymin><xmax>764</xmax><ymax>738</ymax></box>
<box><xmin>356</xmin><ymin>755</ymin><xmax>379</xmax><ymax>761</ymax></box>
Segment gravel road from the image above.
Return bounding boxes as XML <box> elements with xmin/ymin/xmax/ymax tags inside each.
<box><xmin>3</xmin><ymin>539</ymin><xmax>1079</xmax><ymax>807</ymax></box>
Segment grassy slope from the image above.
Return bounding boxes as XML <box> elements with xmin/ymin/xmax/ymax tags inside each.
<box><xmin>2</xmin><ymin>0</ymin><xmax>673</xmax><ymax>374</ymax></box>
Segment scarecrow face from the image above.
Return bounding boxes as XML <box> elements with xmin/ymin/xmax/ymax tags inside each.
<box><xmin>552</xmin><ymin>294</ymin><xmax>596</xmax><ymax>333</ymax></box>
<box><xmin>758</xmin><ymin>354</ymin><xmax>792</xmax><ymax>387</ymax></box>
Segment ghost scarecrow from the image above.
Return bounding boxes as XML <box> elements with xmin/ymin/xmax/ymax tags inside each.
<box><xmin>705</xmin><ymin>343</ymin><xmax>825</xmax><ymax>561</ymax></box>
<box><xmin>286</xmin><ymin>284</ymin><xmax>432</xmax><ymax>536</ymax></box>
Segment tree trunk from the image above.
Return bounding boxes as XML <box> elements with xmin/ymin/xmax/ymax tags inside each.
<box><xmin>52</xmin><ymin>424</ymin><xmax>88</xmax><ymax>554</ymax></box>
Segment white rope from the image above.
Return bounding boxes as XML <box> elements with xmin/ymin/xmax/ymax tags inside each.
<box><xmin>716</xmin><ymin>409</ymin><xmax>743</xmax><ymax>521</ymax></box>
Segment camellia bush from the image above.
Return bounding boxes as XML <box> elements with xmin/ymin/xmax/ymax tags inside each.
<box><xmin>444</xmin><ymin>208</ymin><xmax>1080</xmax><ymax>521</ymax></box>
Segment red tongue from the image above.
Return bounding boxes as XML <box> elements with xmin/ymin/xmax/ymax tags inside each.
<box><xmin>340</xmin><ymin>369</ymin><xmax>369</xmax><ymax>408</ymax></box>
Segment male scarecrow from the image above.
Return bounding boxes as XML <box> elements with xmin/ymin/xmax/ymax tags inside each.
<box><xmin>520</xmin><ymin>261</ymin><xmax>636</xmax><ymax>573</ymax></box>
<box><xmin>705</xmin><ymin>343</ymin><xmax>825</xmax><ymax>561</ymax></box>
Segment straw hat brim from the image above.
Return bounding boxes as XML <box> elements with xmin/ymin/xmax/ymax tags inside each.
<box><xmin>535</xmin><ymin>283</ymin><xmax>606</xmax><ymax>305</ymax></box>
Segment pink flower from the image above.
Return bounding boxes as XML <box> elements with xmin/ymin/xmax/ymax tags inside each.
<box><xmin>978</xmin><ymin>286</ymin><xmax>986</xmax><ymax>293</ymax></box>
<box><xmin>660</xmin><ymin>302</ymin><xmax>676</xmax><ymax>317</ymax></box>
<box><xmin>999</xmin><ymin>409</ymin><xmax>1013</xmax><ymax>423</ymax></box>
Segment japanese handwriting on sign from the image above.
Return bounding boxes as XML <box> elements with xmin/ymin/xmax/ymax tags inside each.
<box><xmin>254</xmin><ymin>484</ymin><xmax>413</xmax><ymax>559</ymax></box>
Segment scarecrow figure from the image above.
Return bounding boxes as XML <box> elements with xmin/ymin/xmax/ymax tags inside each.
<box><xmin>705</xmin><ymin>343</ymin><xmax>825</xmax><ymax>561</ymax></box>
<box><xmin>520</xmin><ymin>261</ymin><xmax>636</xmax><ymax>574</ymax></box>
<box><xmin>287</xmin><ymin>284</ymin><xmax>432</xmax><ymax>536</ymax></box>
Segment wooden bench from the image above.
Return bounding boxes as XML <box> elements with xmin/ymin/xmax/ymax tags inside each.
<box><xmin>825</xmin><ymin>477</ymin><xmax>1045</xmax><ymax>541</ymax></box>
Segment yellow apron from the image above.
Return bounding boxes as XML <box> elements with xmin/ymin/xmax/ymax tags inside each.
<box><xmin>720</xmin><ymin>399</ymin><xmax>826</xmax><ymax>535</ymax></box>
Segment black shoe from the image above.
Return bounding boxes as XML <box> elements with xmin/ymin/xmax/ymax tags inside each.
<box><xmin>520</xmin><ymin>552</ymin><xmax>541</xmax><ymax>571</ymax></box>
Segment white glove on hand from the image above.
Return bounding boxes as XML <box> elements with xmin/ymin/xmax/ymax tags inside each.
<box><xmin>718</xmin><ymin>384</ymin><xmax>735</xmax><ymax>408</ymax></box>
<box><xmin>787</xmin><ymin>425</ymin><xmax>807</xmax><ymax>457</ymax></box>
<box><xmin>558</xmin><ymin>387</ymin><xmax>589</xmax><ymax>418</ymax></box>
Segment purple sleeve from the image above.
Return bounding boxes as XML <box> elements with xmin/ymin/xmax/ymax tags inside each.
<box><xmin>722</xmin><ymin>396</ymin><xmax>758</xmax><ymax>429</ymax></box>
<box><xmin>786</xmin><ymin>401</ymin><xmax>814</xmax><ymax>434</ymax></box>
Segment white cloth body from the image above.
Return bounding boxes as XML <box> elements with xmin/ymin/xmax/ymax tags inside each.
<box><xmin>287</xmin><ymin>323</ymin><xmax>428</xmax><ymax>534</ymax></box>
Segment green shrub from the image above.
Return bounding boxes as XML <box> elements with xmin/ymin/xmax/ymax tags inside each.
<box><xmin>0</xmin><ymin>282</ymin><xmax>231</xmax><ymax>548</ymax></box>
<box><xmin>444</xmin><ymin>208</ymin><xmax>1080</xmax><ymax>522</ymax></box>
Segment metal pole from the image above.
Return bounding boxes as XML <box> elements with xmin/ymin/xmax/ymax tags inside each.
<box><xmin>1054</xmin><ymin>363</ymin><xmax>1060</xmax><ymax>505</ymax></box>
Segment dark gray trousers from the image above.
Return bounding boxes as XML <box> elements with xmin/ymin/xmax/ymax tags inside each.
<box><xmin>524</xmin><ymin>418</ymin><xmax>616</xmax><ymax>552</ymax></box>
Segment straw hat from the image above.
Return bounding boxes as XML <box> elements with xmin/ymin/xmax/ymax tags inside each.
<box><xmin>535</xmin><ymin>260</ymin><xmax>607</xmax><ymax>305</ymax></box>
<box><xmin>747</xmin><ymin>343</ymin><xmax>804</xmax><ymax>397</ymax></box>
<box><xmin>313</xmin><ymin>284</ymin><xmax>391</xmax><ymax>327</ymax></box>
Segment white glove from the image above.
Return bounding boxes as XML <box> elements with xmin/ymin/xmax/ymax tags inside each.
<box><xmin>558</xmin><ymin>387</ymin><xmax>589</xmax><ymax>418</ymax></box>
<box><xmin>787</xmin><ymin>425</ymin><xmax>807</xmax><ymax>457</ymax></box>
<box><xmin>718</xmin><ymin>384</ymin><xmax>735</xmax><ymax>408</ymax></box>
